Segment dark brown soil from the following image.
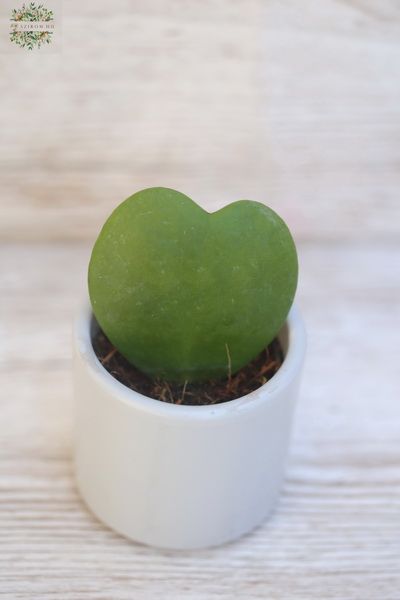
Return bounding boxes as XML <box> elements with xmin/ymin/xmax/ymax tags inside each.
<box><xmin>92</xmin><ymin>329</ymin><xmax>284</xmax><ymax>406</ymax></box>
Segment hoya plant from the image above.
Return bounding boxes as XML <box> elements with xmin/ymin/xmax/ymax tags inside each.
<box><xmin>88</xmin><ymin>187</ymin><xmax>298</xmax><ymax>384</ymax></box>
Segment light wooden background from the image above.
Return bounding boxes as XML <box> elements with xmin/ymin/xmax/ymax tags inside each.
<box><xmin>1</xmin><ymin>1</ymin><xmax>400</xmax><ymax>599</ymax></box>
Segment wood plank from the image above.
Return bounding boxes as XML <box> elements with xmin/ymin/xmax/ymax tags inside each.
<box><xmin>1</xmin><ymin>0</ymin><xmax>399</xmax><ymax>242</ymax></box>
<box><xmin>0</xmin><ymin>241</ymin><xmax>399</xmax><ymax>598</ymax></box>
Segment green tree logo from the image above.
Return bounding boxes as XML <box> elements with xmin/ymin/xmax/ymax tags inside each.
<box><xmin>10</xmin><ymin>2</ymin><xmax>54</xmax><ymax>50</ymax></box>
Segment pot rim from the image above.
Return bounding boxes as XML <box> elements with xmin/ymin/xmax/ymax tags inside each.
<box><xmin>74</xmin><ymin>302</ymin><xmax>306</xmax><ymax>421</ymax></box>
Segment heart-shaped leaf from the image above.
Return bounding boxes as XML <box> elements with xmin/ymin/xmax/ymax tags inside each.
<box><xmin>89</xmin><ymin>187</ymin><xmax>298</xmax><ymax>382</ymax></box>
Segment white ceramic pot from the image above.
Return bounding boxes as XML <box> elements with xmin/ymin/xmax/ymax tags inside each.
<box><xmin>74</xmin><ymin>304</ymin><xmax>306</xmax><ymax>550</ymax></box>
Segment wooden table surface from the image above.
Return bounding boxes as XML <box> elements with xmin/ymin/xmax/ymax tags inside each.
<box><xmin>1</xmin><ymin>241</ymin><xmax>399</xmax><ymax>599</ymax></box>
<box><xmin>1</xmin><ymin>1</ymin><xmax>400</xmax><ymax>598</ymax></box>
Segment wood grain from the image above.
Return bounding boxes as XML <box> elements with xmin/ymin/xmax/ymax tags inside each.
<box><xmin>1</xmin><ymin>1</ymin><xmax>399</xmax><ymax>596</ymax></box>
<box><xmin>0</xmin><ymin>0</ymin><xmax>399</xmax><ymax>242</ymax></box>
<box><xmin>1</xmin><ymin>241</ymin><xmax>399</xmax><ymax>599</ymax></box>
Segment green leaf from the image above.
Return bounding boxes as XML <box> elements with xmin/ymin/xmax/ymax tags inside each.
<box><xmin>89</xmin><ymin>188</ymin><xmax>298</xmax><ymax>382</ymax></box>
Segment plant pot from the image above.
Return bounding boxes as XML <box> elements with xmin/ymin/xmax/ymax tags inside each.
<box><xmin>73</xmin><ymin>304</ymin><xmax>306</xmax><ymax>550</ymax></box>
